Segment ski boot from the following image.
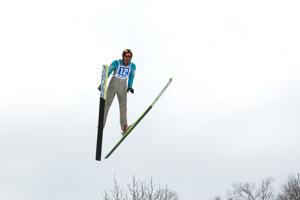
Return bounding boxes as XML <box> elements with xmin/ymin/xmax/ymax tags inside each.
<box><xmin>121</xmin><ymin>125</ymin><xmax>132</xmax><ymax>136</ymax></box>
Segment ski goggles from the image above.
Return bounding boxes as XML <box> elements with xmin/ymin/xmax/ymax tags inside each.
<box><xmin>125</xmin><ymin>53</ymin><xmax>132</xmax><ymax>58</ymax></box>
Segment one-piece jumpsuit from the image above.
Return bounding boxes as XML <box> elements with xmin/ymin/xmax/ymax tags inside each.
<box><xmin>103</xmin><ymin>59</ymin><xmax>136</xmax><ymax>129</ymax></box>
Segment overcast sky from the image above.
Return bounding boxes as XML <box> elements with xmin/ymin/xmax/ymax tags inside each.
<box><xmin>1</xmin><ymin>0</ymin><xmax>300</xmax><ymax>199</ymax></box>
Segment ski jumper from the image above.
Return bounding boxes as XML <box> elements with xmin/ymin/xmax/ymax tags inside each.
<box><xmin>103</xmin><ymin>59</ymin><xmax>136</xmax><ymax>129</ymax></box>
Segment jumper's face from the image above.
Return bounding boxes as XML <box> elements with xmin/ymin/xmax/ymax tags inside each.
<box><xmin>123</xmin><ymin>53</ymin><xmax>132</xmax><ymax>63</ymax></box>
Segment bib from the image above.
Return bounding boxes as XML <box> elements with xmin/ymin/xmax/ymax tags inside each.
<box><xmin>114</xmin><ymin>62</ymin><xmax>131</xmax><ymax>79</ymax></box>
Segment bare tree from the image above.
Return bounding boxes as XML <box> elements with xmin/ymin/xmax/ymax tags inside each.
<box><xmin>102</xmin><ymin>175</ymin><xmax>179</xmax><ymax>200</ymax></box>
<box><xmin>103</xmin><ymin>175</ymin><xmax>127</xmax><ymax>200</ymax></box>
<box><xmin>277</xmin><ymin>174</ymin><xmax>300</xmax><ymax>200</ymax></box>
<box><xmin>210</xmin><ymin>195</ymin><xmax>223</xmax><ymax>200</ymax></box>
<box><xmin>227</xmin><ymin>177</ymin><xmax>275</xmax><ymax>200</ymax></box>
<box><xmin>210</xmin><ymin>177</ymin><xmax>275</xmax><ymax>200</ymax></box>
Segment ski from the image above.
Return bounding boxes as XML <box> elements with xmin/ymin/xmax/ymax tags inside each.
<box><xmin>95</xmin><ymin>64</ymin><xmax>109</xmax><ymax>161</ymax></box>
<box><xmin>104</xmin><ymin>77</ymin><xmax>173</xmax><ymax>159</ymax></box>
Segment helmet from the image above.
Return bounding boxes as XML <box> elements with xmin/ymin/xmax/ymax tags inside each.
<box><xmin>122</xmin><ymin>49</ymin><xmax>133</xmax><ymax>58</ymax></box>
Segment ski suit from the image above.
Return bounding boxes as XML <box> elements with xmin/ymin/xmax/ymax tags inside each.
<box><xmin>103</xmin><ymin>59</ymin><xmax>136</xmax><ymax>129</ymax></box>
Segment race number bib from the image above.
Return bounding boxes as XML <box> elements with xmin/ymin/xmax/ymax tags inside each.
<box><xmin>115</xmin><ymin>66</ymin><xmax>130</xmax><ymax>79</ymax></box>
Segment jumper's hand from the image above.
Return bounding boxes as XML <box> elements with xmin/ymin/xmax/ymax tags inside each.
<box><xmin>98</xmin><ymin>84</ymin><xmax>102</xmax><ymax>91</ymax></box>
<box><xmin>127</xmin><ymin>88</ymin><xmax>134</xmax><ymax>94</ymax></box>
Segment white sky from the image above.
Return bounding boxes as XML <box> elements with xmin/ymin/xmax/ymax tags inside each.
<box><xmin>1</xmin><ymin>0</ymin><xmax>300</xmax><ymax>199</ymax></box>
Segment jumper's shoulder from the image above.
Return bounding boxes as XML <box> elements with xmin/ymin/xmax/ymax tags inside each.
<box><xmin>109</xmin><ymin>60</ymin><xmax>120</xmax><ymax>72</ymax></box>
<box><xmin>110</xmin><ymin>60</ymin><xmax>119</xmax><ymax>67</ymax></box>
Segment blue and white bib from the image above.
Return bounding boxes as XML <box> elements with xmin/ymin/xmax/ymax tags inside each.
<box><xmin>114</xmin><ymin>61</ymin><xmax>132</xmax><ymax>79</ymax></box>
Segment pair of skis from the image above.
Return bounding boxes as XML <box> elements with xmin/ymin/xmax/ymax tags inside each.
<box><xmin>95</xmin><ymin>64</ymin><xmax>173</xmax><ymax>161</ymax></box>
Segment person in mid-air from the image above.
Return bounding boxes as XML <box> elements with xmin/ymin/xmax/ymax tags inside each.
<box><xmin>99</xmin><ymin>49</ymin><xmax>136</xmax><ymax>135</ymax></box>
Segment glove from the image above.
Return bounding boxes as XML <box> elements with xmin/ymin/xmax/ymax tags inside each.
<box><xmin>127</xmin><ymin>88</ymin><xmax>134</xmax><ymax>94</ymax></box>
<box><xmin>97</xmin><ymin>84</ymin><xmax>102</xmax><ymax>91</ymax></box>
